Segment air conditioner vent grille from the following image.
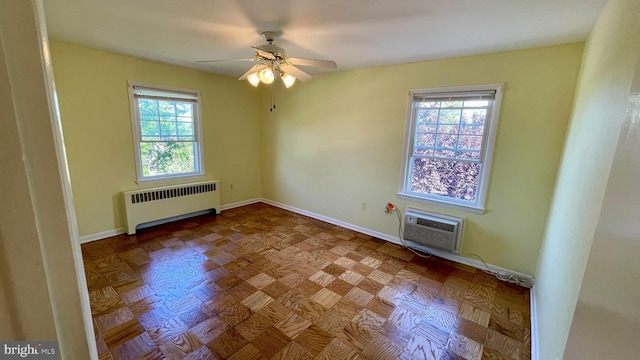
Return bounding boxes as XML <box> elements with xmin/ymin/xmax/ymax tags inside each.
<box><xmin>403</xmin><ymin>209</ymin><xmax>464</xmax><ymax>254</ymax></box>
<box><xmin>416</xmin><ymin>218</ymin><xmax>455</xmax><ymax>232</ymax></box>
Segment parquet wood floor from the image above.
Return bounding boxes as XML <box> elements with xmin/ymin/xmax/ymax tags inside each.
<box><xmin>82</xmin><ymin>203</ymin><xmax>531</xmax><ymax>360</ymax></box>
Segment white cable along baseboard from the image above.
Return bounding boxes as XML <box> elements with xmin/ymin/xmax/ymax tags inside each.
<box><xmin>79</xmin><ymin>198</ymin><xmax>534</xmax><ymax>288</ymax></box>
<box><xmin>262</xmin><ymin>199</ymin><xmax>535</xmax><ymax>286</ymax></box>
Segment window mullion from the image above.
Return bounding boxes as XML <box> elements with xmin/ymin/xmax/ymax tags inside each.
<box><xmin>434</xmin><ymin>107</ymin><xmax>442</xmax><ymax>155</ymax></box>
<box><xmin>412</xmin><ymin>153</ymin><xmax>480</xmax><ymax>164</ymax></box>
<box><xmin>409</xmin><ymin>104</ymin><xmax>419</xmax><ymax>156</ymax></box>
<box><xmin>155</xmin><ymin>99</ymin><xmax>161</xmax><ymax>140</ymax></box>
<box><xmin>455</xmin><ymin>107</ymin><xmax>463</xmax><ymax>157</ymax></box>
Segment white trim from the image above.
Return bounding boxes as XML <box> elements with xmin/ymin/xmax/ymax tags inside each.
<box><xmin>387</xmin><ymin>237</ymin><xmax>534</xmax><ymax>285</ymax></box>
<box><xmin>34</xmin><ymin>2</ymin><xmax>98</xmax><ymax>358</ymax></box>
<box><xmin>127</xmin><ymin>81</ymin><xmax>205</xmax><ymax>183</ymax></box>
<box><xmin>78</xmin><ymin>198</ymin><xmax>263</xmax><ymax>244</ymax></box>
<box><xmin>530</xmin><ymin>285</ymin><xmax>540</xmax><ymax>360</ymax></box>
<box><xmin>79</xmin><ymin>228</ymin><xmax>126</xmax><ymax>244</ymax></box>
<box><xmin>397</xmin><ymin>83</ymin><xmax>504</xmax><ymax>214</ymax></box>
<box><xmin>79</xmin><ymin>198</ymin><xmax>534</xmax><ymax>286</ymax></box>
<box><xmin>397</xmin><ymin>193</ymin><xmax>486</xmax><ymax>214</ymax></box>
<box><xmin>136</xmin><ymin>172</ymin><xmax>207</xmax><ymax>185</ymax></box>
<box><xmin>261</xmin><ymin>199</ymin><xmax>395</xmax><ymax>242</ymax></box>
<box><xmin>221</xmin><ymin>198</ymin><xmax>262</xmax><ymax>211</ymax></box>
<box><xmin>261</xmin><ymin>199</ymin><xmax>534</xmax><ymax>285</ymax></box>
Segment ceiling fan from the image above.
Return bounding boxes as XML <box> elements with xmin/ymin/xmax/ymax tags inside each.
<box><xmin>199</xmin><ymin>31</ymin><xmax>337</xmax><ymax>88</ymax></box>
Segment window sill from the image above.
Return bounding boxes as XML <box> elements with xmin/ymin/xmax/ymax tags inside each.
<box><xmin>396</xmin><ymin>193</ymin><xmax>486</xmax><ymax>215</ymax></box>
<box><xmin>136</xmin><ymin>172</ymin><xmax>206</xmax><ymax>186</ymax></box>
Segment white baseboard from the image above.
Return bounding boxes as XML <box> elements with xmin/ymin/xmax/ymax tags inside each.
<box><xmin>78</xmin><ymin>198</ymin><xmax>263</xmax><ymax>244</ymax></box>
<box><xmin>261</xmin><ymin>199</ymin><xmax>396</xmax><ymax>243</ymax></box>
<box><xmin>79</xmin><ymin>228</ymin><xmax>125</xmax><ymax>244</ymax></box>
<box><xmin>221</xmin><ymin>198</ymin><xmax>262</xmax><ymax>211</ymax></box>
<box><xmin>80</xmin><ymin>198</ymin><xmax>535</xmax><ymax>289</ymax></box>
<box><xmin>261</xmin><ymin>198</ymin><xmax>535</xmax><ymax>286</ymax></box>
<box><xmin>530</xmin><ymin>285</ymin><xmax>539</xmax><ymax>360</ymax></box>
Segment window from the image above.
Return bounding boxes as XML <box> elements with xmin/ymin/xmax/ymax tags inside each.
<box><xmin>398</xmin><ymin>84</ymin><xmax>503</xmax><ymax>213</ymax></box>
<box><xmin>128</xmin><ymin>82</ymin><xmax>204</xmax><ymax>182</ymax></box>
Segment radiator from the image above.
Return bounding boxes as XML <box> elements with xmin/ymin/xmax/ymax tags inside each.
<box><xmin>403</xmin><ymin>208</ymin><xmax>464</xmax><ymax>254</ymax></box>
<box><xmin>122</xmin><ymin>180</ymin><xmax>220</xmax><ymax>235</ymax></box>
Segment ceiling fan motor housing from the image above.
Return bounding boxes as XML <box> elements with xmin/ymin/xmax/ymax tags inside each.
<box><xmin>258</xmin><ymin>31</ymin><xmax>286</xmax><ymax>57</ymax></box>
<box><xmin>256</xmin><ymin>43</ymin><xmax>286</xmax><ymax>57</ymax></box>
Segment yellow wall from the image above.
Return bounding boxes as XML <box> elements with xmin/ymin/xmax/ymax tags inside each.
<box><xmin>50</xmin><ymin>42</ymin><xmax>263</xmax><ymax>236</ymax></box>
<box><xmin>261</xmin><ymin>44</ymin><xmax>583</xmax><ymax>275</ymax></box>
<box><xmin>534</xmin><ymin>0</ymin><xmax>640</xmax><ymax>358</ymax></box>
<box><xmin>52</xmin><ymin>41</ymin><xmax>584</xmax><ymax>276</ymax></box>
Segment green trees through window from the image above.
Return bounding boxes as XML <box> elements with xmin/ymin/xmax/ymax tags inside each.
<box><xmin>129</xmin><ymin>83</ymin><xmax>203</xmax><ymax>180</ymax></box>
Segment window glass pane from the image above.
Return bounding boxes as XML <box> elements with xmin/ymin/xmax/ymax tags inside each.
<box><xmin>417</xmin><ymin>124</ymin><xmax>437</xmax><ymax>134</ymax></box>
<box><xmin>436</xmin><ymin>134</ymin><xmax>457</xmax><ymax>149</ymax></box>
<box><xmin>441</xmin><ymin>101</ymin><xmax>463</xmax><ymax>108</ymax></box>
<box><xmin>460</xmin><ymin>124</ymin><xmax>484</xmax><ymax>135</ymax></box>
<box><xmin>438</xmin><ymin>124</ymin><xmax>459</xmax><ymax>134</ymax></box>
<box><xmin>158</xmin><ymin>101</ymin><xmax>175</xmax><ymax>117</ymax></box>
<box><xmin>439</xmin><ymin>109</ymin><xmax>461</xmax><ymax>124</ymax></box>
<box><xmin>410</xmin><ymin>158</ymin><xmax>480</xmax><ymax>201</ymax></box>
<box><xmin>414</xmin><ymin>148</ymin><xmax>433</xmax><ymax>156</ymax></box>
<box><xmin>462</xmin><ymin>109</ymin><xmax>486</xmax><ymax>125</ymax></box>
<box><xmin>417</xmin><ymin>109</ymin><xmax>439</xmax><ymax>124</ymax></box>
<box><xmin>139</xmin><ymin>99</ymin><xmax>158</xmax><ymax>117</ymax></box>
<box><xmin>463</xmin><ymin>100</ymin><xmax>489</xmax><ymax>107</ymax></box>
<box><xmin>456</xmin><ymin>151</ymin><xmax>481</xmax><ymax>161</ymax></box>
<box><xmin>159</xmin><ymin>121</ymin><xmax>178</xmax><ymax>140</ymax></box>
<box><xmin>417</xmin><ymin>101</ymin><xmax>440</xmax><ymax>108</ymax></box>
<box><xmin>141</xmin><ymin>121</ymin><xmax>159</xmax><ymax>137</ymax></box>
<box><xmin>415</xmin><ymin>133</ymin><xmax>435</xmax><ymax>147</ymax></box>
<box><xmin>459</xmin><ymin>135</ymin><xmax>483</xmax><ymax>151</ymax></box>
<box><xmin>177</xmin><ymin>122</ymin><xmax>194</xmax><ymax>137</ymax></box>
<box><xmin>175</xmin><ymin>103</ymin><xmax>193</xmax><ymax>117</ymax></box>
<box><xmin>434</xmin><ymin>149</ymin><xmax>456</xmax><ymax>158</ymax></box>
<box><xmin>140</xmin><ymin>141</ymin><xmax>195</xmax><ymax>177</ymax></box>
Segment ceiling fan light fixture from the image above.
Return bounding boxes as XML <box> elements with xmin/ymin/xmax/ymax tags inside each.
<box><xmin>281</xmin><ymin>72</ymin><xmax>296</xmax><ymax>88</ymax></box>
<box><xmin>247</xmin><ymin>72</ymin><xmax>260</xmax><ymax>87</ymax></box>
<box><xmin>258</xmin><ymin>67</ymin><xmax>274</xmax><ymax>84</ymax></box>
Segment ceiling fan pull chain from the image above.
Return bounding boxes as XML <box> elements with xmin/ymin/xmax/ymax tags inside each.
<box><xmin>270</xmin><ymin>86</ymin><xmax>276</xmax><ymax>112</ymax></box>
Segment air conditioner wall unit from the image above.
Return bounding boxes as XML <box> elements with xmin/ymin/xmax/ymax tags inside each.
<box><xmin>403</xmin><ymin>208</ymin><xmax>464</xmax><ymax>254</ymax></box>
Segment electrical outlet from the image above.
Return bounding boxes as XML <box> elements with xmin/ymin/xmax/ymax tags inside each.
<box><xmin>361</xmin><ymin>202</ymin><xmax>367</xmax><ymax>210</ymax></box>
<box><xmin>229</xmin><ymin>183</ymin><xmax>234</xmax><ymax>190</ymax></box>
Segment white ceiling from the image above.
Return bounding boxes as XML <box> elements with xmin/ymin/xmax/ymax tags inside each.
<box><xmin>43</xmin><ymin>0</ymin><xmax>607</xmax><ymax>78</ymax></box>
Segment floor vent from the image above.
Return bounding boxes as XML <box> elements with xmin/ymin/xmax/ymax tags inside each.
<box><xmin>123</xmin><ymin>180</ymin><xmax>220</xmax><ymax>235</ymax></box>
<box><xmin>403</xmin><ymin>208</ymin><xmax>464</xmax><ymax>254</ymax></box>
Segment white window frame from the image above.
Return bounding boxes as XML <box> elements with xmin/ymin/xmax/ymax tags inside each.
<box><xmin>398</xmin><ymin>83</ymin><xmax>504</xmax><ymax>214</ymax></box>
<box><xmin>128</xmin><ymin>81</ymin><xmax>205</xmax><ymax>183</ymax></box>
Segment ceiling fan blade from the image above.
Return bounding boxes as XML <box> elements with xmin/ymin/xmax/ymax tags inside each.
<box><xmin>288</xmin><ymin>57</ymin><xmax>337</xmax><ymax>69</ymax></box>
<box><xmin>279</xmin><ymin>64</ymin><xmax>312</xmax><ymax>82</ymax></box>
<box><xmin>251</xmin><ymin>46</ymin><xmax>276</xmax><ymax>60</ymax></box>
<box><xmin>238</xmin><ymin>64</ymin><xmax>264</xmax><ymax>80</ymax></box>
<box><xmin>198</xmin><ymin>58</ymin><xmax>255</xmax><ymax>63</ymax></box>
